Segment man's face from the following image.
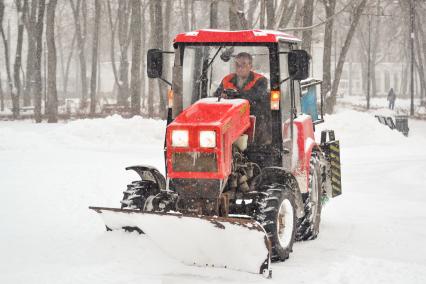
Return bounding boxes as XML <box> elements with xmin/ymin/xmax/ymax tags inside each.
<box><xmin>235</xmin><ymin>57</ymin><xmax>252</xmax><ymax>79</ymax></box>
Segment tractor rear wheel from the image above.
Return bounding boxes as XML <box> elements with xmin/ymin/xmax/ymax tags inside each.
<box><xmin>255</xmin><ymin>183</ymin><xmax>297</xmax><ymax>262</ymax></box>
<box><xmin>296</xmin><ymin>153</ymin><xmax>323</xmax><ymax>241</ymax></box>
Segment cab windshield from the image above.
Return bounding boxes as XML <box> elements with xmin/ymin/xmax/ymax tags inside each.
<box><xmin>177</xmin><ymin>45</ymin><xmax>271</xmax><ymax>110</ymax></box>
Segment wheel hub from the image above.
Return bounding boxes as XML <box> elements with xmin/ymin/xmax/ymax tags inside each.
<box><xmin>277</xmin><ymin>199</ymin><xmax>294</xmax><ymax>248</ymax></box>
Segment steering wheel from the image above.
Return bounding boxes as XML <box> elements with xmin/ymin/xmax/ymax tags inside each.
<box><xmin>222</xmin><ymin>88</ymin><xmax>240</xmax><ymax>99</ymax></box>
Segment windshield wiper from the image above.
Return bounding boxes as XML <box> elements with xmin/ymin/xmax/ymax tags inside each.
<box><xmin>198</xmin><ymin>46</ymin><xmax>223</xmax><ymax>99</ymax></box>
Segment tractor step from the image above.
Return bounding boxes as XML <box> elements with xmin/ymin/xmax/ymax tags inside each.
<box><xmin>89</xmin><ymin>206</ymin><xmax>272</xmax><ymax>276</ymax></box>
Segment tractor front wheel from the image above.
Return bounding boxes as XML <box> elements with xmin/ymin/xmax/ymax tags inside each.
<box><xmin>255</xmin><ymin>183</ymin><xmax>297</xmax><ymax>262</ymax></box>
<box><xmin>120</xmin><ymin>180</ymin><xmax>160</xmax><ymax>210</ymax></box>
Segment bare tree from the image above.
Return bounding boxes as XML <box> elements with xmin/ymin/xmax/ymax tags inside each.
<box><xmin>69</xmin><ymin>0</ymin><xmax>88</xmax><ymax>110</ymax></box>
<box><xmin>106</xmin><ymin>0</ymin><xmax>131</xmax><ymax>107</ymax></box>
<box><xmin>130</xmin><ymin>0</ymin><xmax>141</xmax><ymax>116</ymax></box>
<box><xmin>275</xmin><ymin>0</ymin><xmax>298</xmax><ymax>30</ymax></box>
<box><xmin>259</xmin><ymin>0</ymin><xmax>265</xmax><ymax>29</ymax></box>
<box><xmin>12</xmin><ymin>0</ymin><xmax>28</xmax><ymax>117</ymax></box>
<box><xmin>246</xmin><ymin>0</ymin><xmax>258</xmax><ymax>28</ymax></box>
<box><xmin>293</xmin><ymin>0</ymin><xmax>305</xmax><ymax>38</ymax></box>
<box><xmin>0</xmin><ymin>71</ymin><xmax>3</xmax><ymax>111</ymax></box>
<box><xmin>33</xmin><ymin>0</ymin><xmax>45</xmax><ymax>123</ymax></box>
<box><xmin>368</xmin><ymin>0</ymin><xmax>383</xmax><ymax>98</ymax></box>
<box><xmin>327</xmin><ymin>0</ymin><xmax>368</xmax><ymax>113</ymax></box>
<box><xmin>265</xmin><ymin>0</ymin><xmax>274</xmax><ymax>29</ymax></box>
<box><xmin>90</xmin><ymin>0</ymin><xmax>101</xmax><ymax>115</ymax></box>
<box><xmin>147</xmin><ymin>1</ymin><xmax>155</xmax><ymax>117</ymax></box>
<box><xmin>23</xmin><ymin>0</ymin><xmax>38</xmax><ymax>107</ymax></box>
<box><xmin>180</xmin><ymin>0</ymin><xmax>190</xmax><ymax>32</ymax></box>
<box><xmin>149</xmin><ymin>0</ymin><xmax>166</xmax><ymax>118</ymax></box>
<box><xmin>0</xmin><ymin>0</ymin><xmax>15</xmax><ymax>117</ymax></box>
<box><xmin>117</xmin><ymin>0</ymin><xmax>131</xmax><ymax>106</ymax></box>
<box><xmin>46</xmin><ymin>0</ymin><xmax>58</xmax><ymax>122</ymax></box>
<box><xmin>301</xmin><ymin>0</ymin><xmax>314</xmax><ymax>52</ymax></box>
<box><xmin>210</xmin><ymin>0</ymin><xmax>218</xmax><ymax>29</ymax></box>
<box><xmin>229</xmin><ymin>0</ymin><xmax>248</xmax><ymax>30</ymax></box>
<box><xmin>321</xmin><ymin>0</ymin><xmax>336</xmax><ymax>98</ymax></box>
<box><xmin>140</xmin><ymin>1</ymin><xmax>147</xmax><ymax>110</ymax></box>
<box><xmin>56</xmin><ymin>4</ymin><xmax>76</xmax><ymax>100</ymax></box>
<box><xmin>415</xmin><ymin>8</ymin><xmax>426</xmax><ymax>102</ymax></box>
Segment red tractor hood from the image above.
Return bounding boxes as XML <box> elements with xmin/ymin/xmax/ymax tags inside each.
<box><xmin>166</xmin><ymin>98</ymin><xmax>251</xmax><ymax>179</ymax></box>
<box><xmin>171</xmin><ymin>98</ymin><xmax>249</xmax><ymax>127</ymax></box>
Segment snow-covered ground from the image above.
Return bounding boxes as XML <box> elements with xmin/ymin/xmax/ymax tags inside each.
<box><xmin>1</xmin><ymin>109</ymin><xmax>426</xmax><ymax>283</ymax></box>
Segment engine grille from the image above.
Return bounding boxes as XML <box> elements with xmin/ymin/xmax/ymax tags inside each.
<box><xmin>172</xmin><ymin>152</ymin><xmax>217</xmax><ymax>172</ymax></box>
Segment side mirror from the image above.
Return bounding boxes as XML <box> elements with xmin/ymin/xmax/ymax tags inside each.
<box><xmin>147</xmin><ymin>49</ymin><xmax>163</xmax><ymax>78</ymax></box>
<box><xmin>288</xmin><ymin>50</ymin><xmax>310</xmax><ymax>80</ymax></box>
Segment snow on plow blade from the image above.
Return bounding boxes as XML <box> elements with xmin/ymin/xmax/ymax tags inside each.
<box><xmin>89</xmin><ymin>206</ymin><xmax>271</xmax><ymax>276</ymax></box>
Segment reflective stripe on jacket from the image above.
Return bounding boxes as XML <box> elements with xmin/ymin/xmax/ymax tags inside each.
<box><xmin>222</xmin><ymin>72</ymin><xmax>265</xmax><ymax>92</ymax></box>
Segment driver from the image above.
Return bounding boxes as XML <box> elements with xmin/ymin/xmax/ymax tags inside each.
<box><xmin>213</xmin><ymin>52</ymin><xmax>271</xmax><ymax>145</ymax></box>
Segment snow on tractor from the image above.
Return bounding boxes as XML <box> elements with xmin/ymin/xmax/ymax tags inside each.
<box><xmin>90</xmin><ymin>29</ymin><xmax>342</xmax><ymax>277</ymax></box>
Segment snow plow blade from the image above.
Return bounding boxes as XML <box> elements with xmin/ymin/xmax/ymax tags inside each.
<box><xmin>89</xmin><ymin>206</ymin><xmax>271</xmax><ymax>276</ymax></box>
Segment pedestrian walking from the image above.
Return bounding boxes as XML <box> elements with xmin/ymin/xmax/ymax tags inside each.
<box><xmin>387</xmin><ymin>88</ymin><xmax>396</xmax><ymax>110</ymax></box>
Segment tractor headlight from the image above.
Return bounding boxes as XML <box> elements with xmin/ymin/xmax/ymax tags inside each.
<box><xmin>171</xmin><ymin>130</ymin><xmax>189</xmax><ymax>147</ymax></box>
<box><xmin>199</xmin><ymin>130</ymin><xmax>216</xmax><ymax>148</ymax></box>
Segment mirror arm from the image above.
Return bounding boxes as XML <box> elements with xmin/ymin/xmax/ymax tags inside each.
<box><xmin>279</xmin><ymin>76</ymin><xmax>290</xmax><ymax>85</ymax></box>
<box><xmin>159</xmin><ymin>77</ymin><xmax>172</xmax><ymax>87</ymax></box>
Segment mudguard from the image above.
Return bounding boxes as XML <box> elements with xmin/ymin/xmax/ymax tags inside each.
<box><xmin>89</xmin><ymin>206</ymin><xmax>272</xmax><ymax>276</ymax></box>
<box><xmin>126</xmin><ymin>165</ymin><xmax>166</xmax><ymax>190</ymax></box>
<box><xmin>320</xmin><ymin>130</ymin><xmax>342</xmax><ymax>198</ymax></box>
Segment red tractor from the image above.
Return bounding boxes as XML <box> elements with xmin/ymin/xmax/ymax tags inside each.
<box><xmin>90</xmin><ymin>29</ymin><xmax>341</xmax><ymax>277</ymax></box>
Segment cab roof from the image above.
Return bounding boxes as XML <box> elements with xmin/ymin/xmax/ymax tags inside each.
<box><xmin>174</xmin><ymin>29</ymin><xmax>301</xmax><ymax>44</ymax></box>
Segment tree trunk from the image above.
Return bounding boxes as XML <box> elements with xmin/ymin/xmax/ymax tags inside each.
<box><xmin>301</xmin><ymin>0</ymin><xmax>314</xmax><ymax>52</ymax></box>
<box><xmin>246</xmin><ymin>0</ymin><xmax>257</xmax><ymax>28</ymax></box>
<box><xmin>327</xmin><ymin>0</ymin><xmax>367</xmax><ymax>113</ymax></box>
<box><xmin>265</xmin><ymin>0</ymin><xmax>274</xmax><ymax>29</ymax></box>
<box><xmin>23</xmin><ymin>0</ymin><xmax>38</xmax><ymax>107</ymax></box>
<box><xmin>415</xmin><ymin>30</ymin><xmax>425</xmax><ymax>102</ymax></box>
<box><xmin>69</xmin><ymin>0</ymin><xmax>88</xmax><ymax>111</ymax></box>
<box><xmin>415</xmin><ymin>9</ymin><xmax>426</xmax><ymax>102</ymax></box>
<box><xmin>33</xmin><ymin>0</ymin><xmax>45</xmax><ymax>122</ymax></box>
<box><xmin>140</xmin><ymin>3</ymin><xmax>146</xmax><ymax>110</ymax></box>
<box><xmin>293</xmin><ymin>0</ymin><xmax>304</xmax><ymax>39</ymax></box>
<box><xmin>370</xmin><ymin>0</ymin><xmax>382</xmax><ymax>98</ymax></box>
<box><xmin>153</xmin><ymin>0</ymin><xmax>166</xmax><ymax>117</ymax></box>
<box><xmin>275</xmin><ymin>0</ymin><xmax>296</xmax><ymax>29</ymax></box>
<box><xmin>321</xmin><ymin>0</ymin><xmax>336</xmax><ymax>99</ymax></box>
<box><xmin>46</xmin><ymin>0</ymin><xmax>57</xmax><ymax>123</ymax></box>
<box><xmin>13</xmin><ymin>0</ymin><xmax>28</xmax><ymax>118</ymax></box>
<box><xmin>130</xmin><ymin>0</ymin><xmax>141</xmax><ymax>116</ymax></box>
<box><xmin>147</xmin><ymin>1</ymin><xmax>155</xmax><ymax>118</ymax></box>
<box><xmin>210</xmin><ymin>0</ymin><xmax>218</xmax><ymax>29</ymax></box>
<box><xmin>117</xmin><ymin>0</ymin><xmax>131</xmax><ymax>106</ymax></box>
<box><xmin>229</xmin><ymin>0</ymin><xmax>248</xmax><ymax>30</ymax></box>
<box><xmin>90</xmin><ymin>0</ymin><xmax>101</xmax><ymax>115</ymax></box>
<box><xmin>162</xmin><ymin>0</ymin><xmax>172</xmax><ymax>113</ymax></box>
<box><xmin>106</xmin><ymin>0</ymin><xmax>121</xmax><ymax>103</ymax></box>
<box><xmin>0</xmin><ymin>71</ymin><xmax>3</xmax><ymax>111</ymax></box>
<box><xmin>59</xmin><ymin>31</ymin><xmax>76</xmax><ymax>98</ymax></box>
<box><xmin>181</xmin><ymin>0</ymin><xmax>190</xmax><ymax>31</ymax></box>
<box><xmin>259</xmin><ymin>0</ymin><xmax>266</xmax><ymax>29</ymax></box>
<box><xmin>0</xmin><ymin>0</ymin><xmax>15</xmax><ymax>117</ymax></box>
<box><xmin>229</xmin><ymin>1</ymin><xmax>239</xmax><ymax>30</ymax></box>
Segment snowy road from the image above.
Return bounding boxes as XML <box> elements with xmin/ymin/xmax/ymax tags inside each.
<box><xmin>1</xmin><ymin>109</ymin><xmax>426</xmax><ymax>283</ymax></box>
